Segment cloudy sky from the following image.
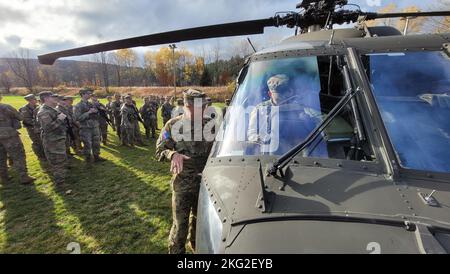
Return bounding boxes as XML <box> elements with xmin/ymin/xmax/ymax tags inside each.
<box><xmin>0</xmin><ymin>0</ymin><xmax>438</xmax><ymax>61</ymax></box>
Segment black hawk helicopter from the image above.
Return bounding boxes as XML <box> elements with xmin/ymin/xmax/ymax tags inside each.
<box><xmin>39</xmin><ymin>0</ymin><xmax>450</xmax><ymax>254</ymax></box>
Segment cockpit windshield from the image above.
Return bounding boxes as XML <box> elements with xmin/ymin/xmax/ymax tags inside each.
<box><xmin>365</xmin><ymin>51</ymin><xmax>450</xmax><ymax>173</ymax></box>
<box><xmin>212</xmin><ymin>55</ymin><xmax>372</xmax><ymax>160</ymax></box>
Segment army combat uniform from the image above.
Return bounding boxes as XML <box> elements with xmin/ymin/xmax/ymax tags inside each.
<box><xmin>111</xmin><ymin>98</ymin><xmax>123</xmax><ymax>138</ymax></box>
<box><xmin>19</xmin><ymin>95</ymin><xmax>46</xmax><ymax>159</ymax></box>
<box><xmin>92</xmin><ymin>100</ymin><xmax>109</xmax><ymax>145</ymax></box>
<box><xmin>36</xmin><ymin>96</ymin><xmax>67</xmax><ymax>184</ymax></box>
<box><xmin>161</xmin><ymin>101</ymin><xmax>174</xmax><ymax>126</ymax></box>
<box><xmin>0</xmin><ymin>102</ymin><xmax>35</xmax><ymax>184</ymax></box>
<box><xmin>139</xmin><ymin>100</ymin><xmax>158</xmax><ymax>139</ymax></box>
<box><xmin>120</xmin><ymin>100</ymin><xmax>138</xmax><ymax>146</ymax></box>
<box><xmin>106</xmin><ymin>100</ymin><xmax>116</xmax><ymax>131</ymax></box>
<box><xmin>74</xmin><ymin>90</ymin><xmax>103</xmax><ymax>162</ymax></box>
<box><xmin>156</xmin><ymin>89</ymin><xmax>215</xmax><ymax>254</ymax></box>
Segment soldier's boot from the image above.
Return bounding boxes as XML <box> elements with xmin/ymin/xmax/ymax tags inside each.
<box><xmin>84</xmin><ymin>155</ymin><xmax>92</xmax><ymax>166</ymax></box>
<box><xmin>93</xmin><ymin>155</ymin><xmax>107</xmax><ymax>163</ymax></box>
<box><xmin>0</xmin><ymin>172</ymin><xmax>11</xmax><ymax>183</ymax></box>
<box><xmin>20</xmin><ymin>175</ymin><xmax>36</xmax><ymax>185</ymax></box>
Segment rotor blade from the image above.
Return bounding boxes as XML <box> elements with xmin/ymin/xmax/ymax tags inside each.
<box><xmin>38</xmin><ymin>18</ymin><xmax>277</xmax><ymax>65</ymax></box>
<box><xmin>366</xmin><ymin>11</ymin><xmax>450</xmax><ymax>20</ymax></box>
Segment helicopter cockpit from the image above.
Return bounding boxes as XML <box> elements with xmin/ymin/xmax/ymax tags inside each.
<box><xmin>212</xmin><ymin>54</ymin><xmax>374</xmax><ymax>162</ymax></box>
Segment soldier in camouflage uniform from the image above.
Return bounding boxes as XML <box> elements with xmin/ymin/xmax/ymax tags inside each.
<box><xmin>56</xmin><ymin>96</ymin><xmax>77</xmax><ymax>157</ymax></box>
<box><xmin>91</xmin><ymin>95</ymin><xmax>109</xmax><ymax>145</ymax></box>
<box><xmin>156</xmin><ymin>89</ymin><xmax>216</xmax><ymax>254</ymax></box>
<box><xmin>161</xmin><ymin>96</ymin><xmax>174</xmax><ymax>126</ymax></box>
<box><xmin>19</xmin><ymin>94</ymin><xmax>46</xmax><ymax>160</ymax></box>
<box><xmin>120</xmin><ymin>95</ymin><xmax>138</xmax><ymax>146</ymax></box>
<box><xmin>36</xmin><ymin>91</ymin><xmax>68</xmax><ymax>185</ymax></box>
<box><xmin>64</xmin><ymin>96</ymin><xmax>82</xmax><ymax>154</ymax></box>
<box><xmin>139</xmin><ymin>97</ymin><xmax>158</xmax><ymax>139</ymax></box>
<box><xmin>172</xmin><ymin>98</ymin><xmax>185</xmax><ymax>118</ymax></box>
<box><xmin>131</xmin><ymin>98</ymin><xmax>145</xmax><ymax>146</ymax></box>
<box><xmin>105</xmin><ymin>96</ymin><xmax>116</xmax><ymax>131</ymax></box>
<box><xmin>111</xmin><ymin>94</ymin><xmax>123</xmax><ymax>139</ymax></box>
<box><xmin>0</xmin><ymin>94</ymin><xmax>35</xmax><ymax>185</ymax></box>
<box><xmin>74</xmin><ymin>88</ymin><xmax>106</xmax><ymax>163</ymax></box>
<box><xmin>222</xmin><ymin>98</ymin><xmax>231</xmax><ymax>117</ymax></box>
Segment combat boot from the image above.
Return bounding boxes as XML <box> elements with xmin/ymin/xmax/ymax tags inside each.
<box><xmin>93</xmin><ymin>155</ymin><xmax>107</xmax><ymax>163</ymax></box>
<box><xmin>1</xmin><ymin>173</ymin><xmax>11</xmax><ymax>183</ymax></box>
<box><xmin>20</xmin><ymin>175</ymin><xmax>36</xmax><ymax>185</ymax></box>
<box><xmin>84</xmin><ymin>155</ymin><xmax>92</xmax><ymax>166</ymax></box>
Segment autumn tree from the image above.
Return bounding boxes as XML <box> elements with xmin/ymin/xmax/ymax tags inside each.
<box><xmin>365</xmin><ymin>4</ymin><xmax>427</xmax><ymax>34</ymax></box>
<box><xmin>426</xmin><ymin>0</ymin><xmax>450</xmax><ymax>33</ymax></box>
<box><xmin>114</xmin><ymin>49</ymin><xmax>138</xmax><ymax>86</ymax></box>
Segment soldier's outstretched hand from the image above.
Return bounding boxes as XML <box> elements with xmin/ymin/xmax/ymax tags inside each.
<box><xmin>171</xmin><ymin>153</ymin><xmax>191</xmax><ymax>175</ymax></box>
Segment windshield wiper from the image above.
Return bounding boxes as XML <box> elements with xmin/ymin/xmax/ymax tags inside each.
<box><xmin>267</xmin><ymin>68</ymin><xmax>361</xmax><ymax>177</ymax></box>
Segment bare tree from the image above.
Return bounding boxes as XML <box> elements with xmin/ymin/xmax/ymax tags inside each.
<box><xmin>94</xmin><ymin>52</ymin><xmax>110</xmax><ymax>92</ymax></box>
<box><xmin>212</xmin><ymin>40</ymin><xmax>222</xmax><ymax>86</ymax></box>
<box><xmin>0</xmin><ymin>71</ymin><xmax>13</xmax><ymax>93</ymax></box>
<box><xmin>7</xmin><ymin>48</ymin><xmax>38</xmax><ymax>93</ymax></box>
<box><xmin>109</xmin><ymin>52</ymin><xmax>122</xmax><ymax>87</ymax></box>
<box><xmin>38</xmin><ymin>66</ymin><xmax>58</xmax><ymax>90</ymax></box>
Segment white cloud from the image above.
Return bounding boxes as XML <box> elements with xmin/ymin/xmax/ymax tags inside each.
<box><xmin>0</xmin><ymin>0</ymin><xmax>440</xmax><ymax>59</ymax></box>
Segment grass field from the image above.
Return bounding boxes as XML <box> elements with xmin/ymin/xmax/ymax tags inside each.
<box><xmin>0</xmin><ymin>95</ymin><xmax>224</xmax><ymax>254</ymax></box>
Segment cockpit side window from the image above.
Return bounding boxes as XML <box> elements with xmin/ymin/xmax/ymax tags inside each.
<box><xmin>212</xmin><ymin>55</ymin><xmax>375</xmax><ymax>162</ymax></box>
<box><xmin>363</xmin><ymin>51</ymin><xmax>450</xmax><ymax>173</ymax></box>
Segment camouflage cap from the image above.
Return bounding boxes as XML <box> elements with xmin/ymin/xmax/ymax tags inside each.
<box><xmin>38</xmin><ymin>91</ymin><xmax>57</xmax><ymax>100</ymax></box>
<box><xmin>24</xmin><ymin>94</ymin><xmax>36</xmax><ymax>101</ymax></box>
<box><xmin>62</xmin><ymin>96</ymin><xmax>75</xmax><ymax>101</ymax></box>
<box><xmin>79</xmin><ymin>87</ymin><xmax>94</xmax><ymax>96</ymax></box>
<box><xmin>183</xmin><ymin>89</ymin><xmax>207</xmax><ymax>106</ymax></box>
<box><xmin>267</xmin><ymin>74</ymin><xmax>291</xmax><ymax>94</ymax></box>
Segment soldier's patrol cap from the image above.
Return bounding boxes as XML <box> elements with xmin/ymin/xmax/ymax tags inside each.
<box><xmin>124</xmin><ymin>94</ymin><xmax>132</xmax><ymax>99</ymax></box>
<box><xmin>24</xmin><ymin>94</ymin><xmax>36</xmax><ymax>101</ymax></box>
<box><xmin>183</xmin><ymin>89</ymin><xmax>207</xmax><ymax>106</ymax></box>
<box><xmin>267</xmin><ymin>74</ymin><xmax>291</xmax><ymax>94</ymax></box>
<box><xmin>79</xmin><ymin>88</ymin><xmax>94</xmax><ymax>95</ymax></box>
<box><xmin>38</xmin><ymin>91</ymin><xmax>58</xmax><ymax>100</ymax></box>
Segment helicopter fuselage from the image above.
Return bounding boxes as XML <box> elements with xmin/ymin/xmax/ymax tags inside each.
<box><xmin>196</xmin><ymin>29</ymin><xmax>450</xmax><ymax>254</ymax></box>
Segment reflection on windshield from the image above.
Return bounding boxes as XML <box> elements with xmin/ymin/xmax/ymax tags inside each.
<box><xmin>367</xmin><ymin>51</ymin><xmax>450</xmax><ymax>173</ymax></box>
<box><xmin>213</xmin><ymin>56</ymin><xmax>329</xmax><ymax>157</ymax></box>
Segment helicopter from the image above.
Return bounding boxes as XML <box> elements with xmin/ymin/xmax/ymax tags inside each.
<box><xmin>39</xmin><ymin>0</ymin><xmax>450</xmax><ymax>254</ymax></box>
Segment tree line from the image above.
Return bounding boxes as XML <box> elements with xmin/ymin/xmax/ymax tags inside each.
<box><xmin>0</xmin><ymin>45</ymin><xmax>251</xmax><ymax>94</ymax></box>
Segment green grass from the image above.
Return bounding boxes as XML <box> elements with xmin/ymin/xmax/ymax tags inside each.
<box><xmin>0</xmin><ymin>96</ymin><xmax>224</xmax><ymax>254</ymax></box>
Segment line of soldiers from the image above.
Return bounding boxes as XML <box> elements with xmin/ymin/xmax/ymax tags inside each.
<box><xmin>0</xmin><ymin>88</ymin><xmax>110</xmax><ymax>186</ymax></box>
<box><xmin>106</xmin><ymin>93</ymin><xmax>159</xmax><ymax>146</ymax></box>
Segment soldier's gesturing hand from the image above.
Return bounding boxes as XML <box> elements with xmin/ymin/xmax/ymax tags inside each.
<box><xmin>57</xmin><ymin>113</ymin><xmax>67</xmax><ymax>120</ymax></box>
<box><xmin>89</xmin><ymin>108</ymin><xmax>98</xmax><ymax>114</ymax></box>
<box><xmin>171</xmin><ymin>153</ymin><xmax>191</xmax><ymax>175</ymax></box>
